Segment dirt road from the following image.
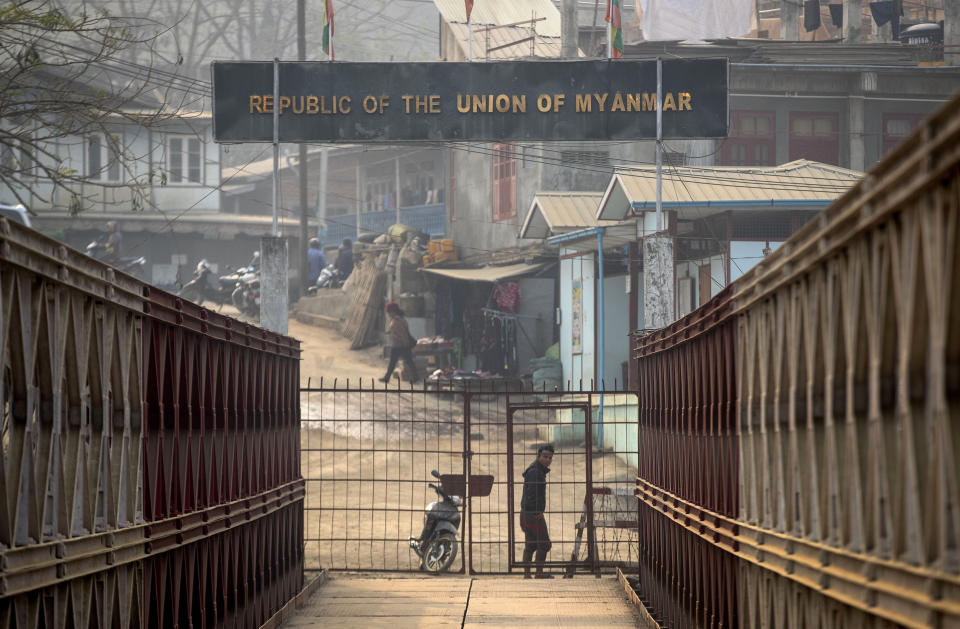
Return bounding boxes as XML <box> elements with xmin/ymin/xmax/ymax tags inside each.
<box><xmin>214</xmin><ymin>305</ymin><xmax>387</xmax><ymax>384</ymax></box>
<box><xmin>289</xmin><ymin>317</ymin><xmax>386</xmax><ymax>386</ymax></box>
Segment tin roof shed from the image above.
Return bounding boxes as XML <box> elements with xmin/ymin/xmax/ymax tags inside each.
<box><xmin>519</xmin><ymin>191</ymin><xmax>610</xmax><ymax>239</ymax></box>
<box><xmin>597</xmin><ymin>159</ymin><xmax>862</xmax><ymax>221</ymax></box>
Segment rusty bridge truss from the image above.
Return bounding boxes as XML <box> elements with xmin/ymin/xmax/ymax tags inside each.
<box><xmin>0</xmin><ymin>222</ymin><xmax>303</xmax><ymax>628</ymax></box>
<box><xmin>301</xmin><ymin>382</ymin><xmax>640</xmax><ymax>576</ymax></box>
<box><xmin>632</xmin><ymin>94</ymin><xmax>960</xmax><ymax>626</ymax></box>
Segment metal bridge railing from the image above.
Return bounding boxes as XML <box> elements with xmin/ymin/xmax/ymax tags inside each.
<box><xmin>0</xmin><ymin>221</ymin><xmax>303</xmax><ymax>629</ymax></box>
<box><xmin>632</xmin><ymin>94</ymin><xmax>960</xmax><ymax>627</ymax></box>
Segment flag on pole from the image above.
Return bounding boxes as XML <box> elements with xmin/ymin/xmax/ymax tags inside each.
<box><xmin>466</xmin><ymin>0</ymin><xmax>474</xmax><ymax>22</ymax></box>
<box><xmin>605</xmin><ymin>0</ymin><xmax>623</xmax><ymax>58</ymax></box>
<box><xmin>322</xmin><ymin>0</ymin><xmax>335</xmax><ymax>60</ymax></box>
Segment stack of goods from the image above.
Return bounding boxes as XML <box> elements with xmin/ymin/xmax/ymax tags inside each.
<box><xmin>529</xmin><ymin>354</ymin><xmax>562</xmax><ymax>392</ymax></box>
<box><xmin>423</xmin><ymin>239</ymin><xmax>457</xmax><ymax>266</ymax></box>
<box><xmin>340</xmin><ymin>261</ymin><xmax>388</xmax><ymax>349</ymax></box>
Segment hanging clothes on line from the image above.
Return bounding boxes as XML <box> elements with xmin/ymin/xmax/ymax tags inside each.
<box><xmin>869</xmin><ymin>1</ymin><xmax>902</xmax><ymax>38</ymax></box>
<box><xmin>828</xmin><ymin>4</ymin><xmax>843</xmax><ymax>28</ymax></box>
<box><xmin>804</xmin><ymin>0</ymin><xmax>821</xmax><ymax>32</ymax></box>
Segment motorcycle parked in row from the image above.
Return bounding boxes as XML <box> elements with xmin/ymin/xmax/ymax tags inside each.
<box><xmin>306</xmin><ymin>263</ymin><xmax>341</xmax><ymax>295</ymax></box>
<box><xmin>178</xmin><ymin>251</ymin><xmax>260</xmax><ymax>317</ymax></box>
<box><xmin>231</xmin><ymin>268</ymin><xmax>260</xmax><ymax>317</ymax></box>
<box><xmin>409</xmin><ymin>470</ymin><xmax>462</xmax><ymax>573</ymax></box>
<box><xmin>178</xmin><ymin>260</ymin><xmax>234</xmax><ymax>307</ymax></box>
<box><xmin>85</xmin><ymin>238</ymin><xmax>146</xmax><ymax>278</ymax></box>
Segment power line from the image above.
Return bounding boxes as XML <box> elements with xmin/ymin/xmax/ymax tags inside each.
<box><xmin>124</xmin><ymin>144</ymin><xmax>271</xmax><ymax>252</ymax></box>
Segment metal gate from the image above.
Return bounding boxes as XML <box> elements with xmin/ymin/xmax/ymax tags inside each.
<box><xmin>505</xmin><ymin>400</ymin><xmax>596</xmax><ymax>575</ymax></box>
<box><xmin>302</xmin><ymin>382</ymin><xmax>639</xmax><ymax>575</ymax></box>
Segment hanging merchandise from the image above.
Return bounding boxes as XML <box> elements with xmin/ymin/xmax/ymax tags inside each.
<box><xmin>477</xmin><ymin>309</ymin><xmax>521</xmax><ymax>375</ymax></box>
<box><xmin>494</xmin><ymin>281</ymin><xmax>521</xmax><ymax>312</ymax></box>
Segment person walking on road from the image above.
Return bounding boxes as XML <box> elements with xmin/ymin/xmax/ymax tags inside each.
<box><xmin>520</xmin><ymin>444</ymin><xmax>554</xmax><ymax>578</ymax></box>
<box><xmin>380</xmin><ymin>302</ymin><xmax>419</xmax><ymax>383</ymax></box>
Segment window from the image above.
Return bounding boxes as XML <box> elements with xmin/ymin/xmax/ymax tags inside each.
<box><xmin>719</xmin><ymin>111</ymin><xmax>775</xmax><ymax>166</ymax></box>
<box><xmin>663</xmin><ymin>151</ymin><xmax>687</xmax><ymax>167</ymax></box>
<box><xmin>560</xmin><ymin>151</ymin><xmax>610</xmax><ymax>168</ymax></box>
<box><xmin>364</xmin><ymin>180</ymin><xmax>395</xmax><ymax>212</ymax></box>
<box><xmin>167</xmin><ymin>135</ymin><xmax>202</xmax><ymax>184</ymax></box>
<box><xmin>881</xmin><ymin>114</ymin><xmax>924</xmax><ymax>156</ymax></box>
<box><xmin>788</xmin><ymin>112</ymin><xmax>839</xmax><ymax>165</ymax></box>
<box><xmin>87</xmin><ymin>134</ymin><xmax>121</xmax><ymax>181</ymax></box>
<box><xmin>492</xmin><ymin>143</ymin><xmax>516</xmax><ymax>221</ymax></box>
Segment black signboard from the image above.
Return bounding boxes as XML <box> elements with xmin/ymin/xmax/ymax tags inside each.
<box><xmin>212</xmin><ymin>59</ymin><xmax>728</xmax><ymax>143</ymax></box>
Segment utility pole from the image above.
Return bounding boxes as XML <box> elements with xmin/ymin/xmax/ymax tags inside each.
<box><xmin>947</xmin><ymin>1</ymin><xmax>960</xmax><ymax>66</ymax></box>
<box><xmin>562</xmin><ymin>0</ymin><xmax>578</xmax><ymax>57</ymax></box>
<box><xmin>261</xmin><ymin>57</ymin><xmax>289</xmax><ymax>334</ymax></box>
<box><xmin>298</xmin><ymin>0</ymin><xmax>309</xmax><ymax>295</ymax></box>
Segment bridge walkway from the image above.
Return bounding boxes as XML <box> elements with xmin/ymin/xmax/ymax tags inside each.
<box><xmin>282</xmin><ymin>573</ymin><xmax>642</xmax><ymax>628</ymax></box>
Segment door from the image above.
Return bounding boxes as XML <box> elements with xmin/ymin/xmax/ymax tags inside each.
<box><xmin>506</xmin><ymin>401</ymin><xmax>598</xmax><ymax>576</ymax></box>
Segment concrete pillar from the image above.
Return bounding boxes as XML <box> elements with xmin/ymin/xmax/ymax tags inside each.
<box><xmin>780</xmin><ymin>0</ymin><xmax>800</xmax><ymax>40</ymax></box>
<box><xmin>848</xmin><ymin>93</ymin><xmax>865</xmax><ymax>172</ymax></box>
<box><xmin>260</xmin><ymin>236</ymin><xmax>289</xmax><ymax>334</ymax></box>
<box><xmin>872</xmin><ymin>16</ymin><xmax>893</xmax><ymax>42</ymax></box>
<box><xmin>562</xmin><ymin>0</ymin><xmax>579</xmax><ymax>57</ymax></box>
<box><xmin>843</xmin><ymin>0</ymin><xmax>863</xmax><ymax>43</ymax></box>
<box><xmin>642</xmin><ymin>234</ymin><xmax>674</xmax><ymax>330</ymax></box>
<box><xmin>947</xmin><ymin>1</ymin><xmax>960</xmax><ymax>66</ymax></box>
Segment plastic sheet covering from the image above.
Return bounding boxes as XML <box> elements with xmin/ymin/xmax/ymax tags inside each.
<box><xmin>637</xmin><ymin>0</ymin><xmax>752</xmax><ymax>42</ymax></box>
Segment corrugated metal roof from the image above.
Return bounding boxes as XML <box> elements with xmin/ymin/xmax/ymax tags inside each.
<box><xmin>598</xmin><ymin>159</ymin><xmax>862</xmax><ymax>220</ymax></box>
<box><xmin>32</xmin><ymin>211</ymin><xmax>318</xmax><ymax>236</ymax></box>
<box><xmin>433</xmin><ymin>0</ymin><xmax>561</xmax><ymax>35</ymax></box>
<box><xmin>419</xmin><ymin>261</ymin><xmax>549</xmax><ymax>282</ymax></box>
<box><xmin>624</xmin><ymin>39</ymin><xmax>930</xmax><ymax>66</ymax></box>
<box><xmin>536</xmin><ymin>191</ymin><xmax>605</xmax><ymax>229</ymax></box>
<box><xmin>547</xmin><ymin>221</ymin><xmax>639</xmax><ymax>251</ymax></box>
<box><xmin>446</xmin><ymin>23</ymin><xmax>563</xmax><ymax>59</ymax></box>
<box><xmin>520</xmin><ymin>191</ymin><xmax>608</xmax><ymax>239</ymax></box>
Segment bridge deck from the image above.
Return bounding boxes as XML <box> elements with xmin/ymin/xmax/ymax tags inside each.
<box><xmin>283</xmin><ymin>573</ymin><xmax>642</xmax><ymax>628</ymax></box>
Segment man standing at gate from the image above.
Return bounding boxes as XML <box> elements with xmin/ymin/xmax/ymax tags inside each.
<box><xmin>520</xmin><ymin>443</ymin><xmax>554</xmax><ymax>578</ymax></box>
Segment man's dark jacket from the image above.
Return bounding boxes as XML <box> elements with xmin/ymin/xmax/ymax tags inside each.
<box><xmin>520</xmin><ymin>460</ymin><xmax>550</xmax><ymax>513</ymax></box>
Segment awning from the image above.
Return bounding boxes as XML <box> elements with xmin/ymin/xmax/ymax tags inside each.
<box><xmin>419</xmin><ymin>261</ymin><xmax>551</xmax><ymax>282</ymax></box>
<box><xmin>546</xmin><ymin>222</ymin><xmax>638</xmax><ymax>252</ymax></box>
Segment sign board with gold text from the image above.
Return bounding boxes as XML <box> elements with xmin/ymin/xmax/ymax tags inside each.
<box><xmin>211</xmin><ymin>59</ymin><xmax>728</xmax><ymax>143</ymax></box>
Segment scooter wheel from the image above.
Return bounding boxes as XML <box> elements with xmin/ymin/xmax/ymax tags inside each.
<box><xmin>420</xmin><ymin>533</ymin><xmax>458</xmax><ymax>573</ymax></box>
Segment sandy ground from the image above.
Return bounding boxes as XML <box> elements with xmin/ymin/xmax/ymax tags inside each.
<box><xmin>285</xmin><ymin>314</ymin><xmax>639</xmax><ymax>575</ymax></box>
<box><xmin>215</xmin><ymin>304</ymin><xmax>386</xmax><ymax>385</ymax></box>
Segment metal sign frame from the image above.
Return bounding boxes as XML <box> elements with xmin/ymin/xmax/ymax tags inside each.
<box><xmin>212</xmin><ymin>59</ymin><xmax>729</xmax><ymax>143</ymax></box>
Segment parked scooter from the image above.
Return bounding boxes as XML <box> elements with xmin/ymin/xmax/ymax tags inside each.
<box><xmin>178</xmin><ymin>259</ymin><xmax>232</xmax><ymax>306</ymax></box>
<box><xmin>306</xmin><ymin>264</ymin><xmax>341</xmax><ymax>294</ymax></box>
<box><xmin>231</xmin><ymin>267</ymin><xmax>261</xmax><ymax>317</ymax></box>
<box><xmin>85</xmin><ymin>238</ymin><xmax>146</xmax><ymax>278</ymax></box>
<box><xmin>409</xmin><ymin>470</ymin><xmax>462</xmax><ymax>573</ymax></box>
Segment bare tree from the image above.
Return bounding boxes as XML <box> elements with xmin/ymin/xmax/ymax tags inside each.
<box><xmin>0</xmin><ymin>0</ymin><xmax>199</xmax><ymax>213</ymax></box>
<box><xmin>82</xmin><ymin>0</ymin><xmax>438</xmax><ymax>78</ymax></box>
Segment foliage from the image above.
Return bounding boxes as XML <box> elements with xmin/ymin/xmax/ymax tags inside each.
<box><xmin>0</xmin><ymin>0</ymin><xmax>191</xmax><ymax>213</ymax></box>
